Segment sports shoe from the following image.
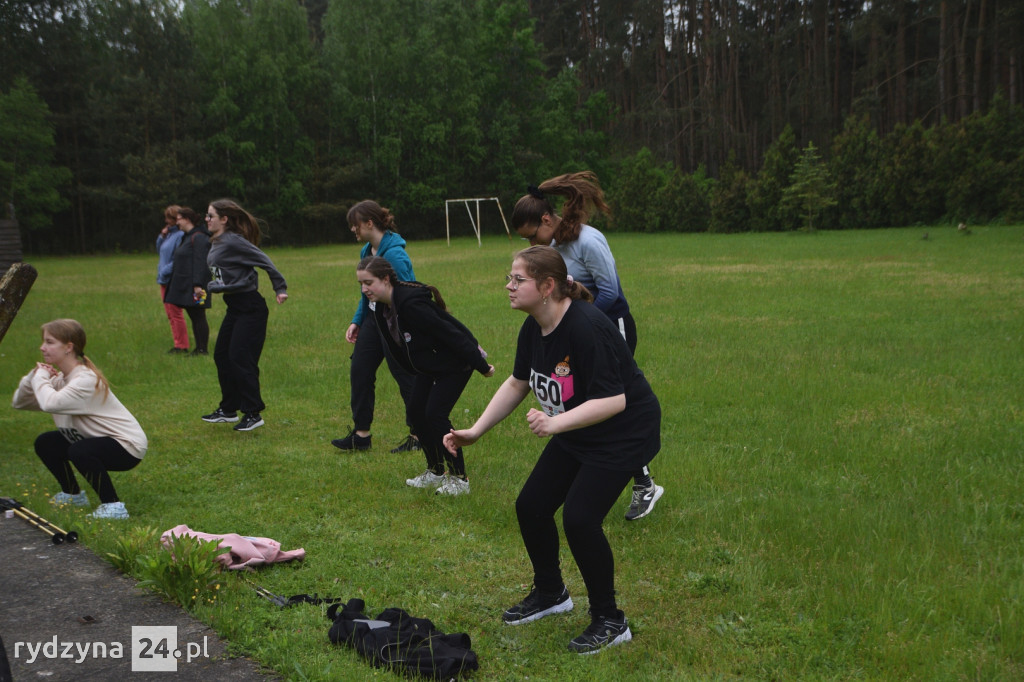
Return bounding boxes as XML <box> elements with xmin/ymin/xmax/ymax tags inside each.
<box><xmin>390</xmin><ymin>435</ymin><xmax>421</xmax><ymax>453</ymax></box>
<box><xmin>202</xmin><ymin>408</ymin><xmax>239</xmax><ymax>423</ymax></box>
<box><xmin>624</xmin><ymin>483</ymin><xmax>664</xmax><ymax>521</ymax></box>
<box><xmin>234</xmin><ymin>413</ymin><xmax>264</xmax><ymax>431</ymax></box>
<box><xmin>332</xmin><ymin>428</ymin><xmax>371</xmax><ymax>451</ymax></box>
<box><xmin>502</xmin><ymin>586</ymin><xmax>573</xmax><ymax>625</ymax></box>
<box><xmin>405</xmin><ymin>469</ymin><xmax>445</xmax><ymax>488</ymax></box>
<box><xmin>568</xmin><ymin>611</ymin><xmax>632</xmax><ymax>654</ymax></box>
<box><xmin>51</xmin><ymin>490</ymin><xmax>89</xmax><ymax>507</ymax></box>
<box><xmin>89</xmin><ymin>501</ymin><xmax>130</xmax><ymax>520</ymax></box>
<box><xmin>189</xmin><ymin>349</ymin><xmax>208</xmax><ymax>356</ymax></box>
<box><xmin>435</xmin><ymin>475</ymin><xmax>470</xmax><ymax>496</ymax></box>
<box><xmin>167</xmin><ymin>347</ymin><xmax>189</xmax><ymax>355</ymax></box>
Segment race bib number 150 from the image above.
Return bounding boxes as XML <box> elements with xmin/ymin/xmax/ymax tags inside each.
<box><xmin>529</xmin><ymin>370</ymin><xmax>565</xmax><ymax>416</ymax></box>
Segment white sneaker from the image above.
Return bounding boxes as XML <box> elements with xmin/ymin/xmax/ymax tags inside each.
<box><xmin>90</xmin><ymin>501</ymin><xmax>130</xmax><ymax>519</ymax></box>
<box><xmin>51</xmin><ymin>491</ymin><xmax>89</xmax><ymax>507</ymax></box>
<box><xmin>435</xmin><ymin>475</ymin><xmax>470</xmax><ymax>496</ymax></box>
<box><xmin>406</xmin><ymin>470</ymin><xmax>445</xmax><ymax>488</ymax></box>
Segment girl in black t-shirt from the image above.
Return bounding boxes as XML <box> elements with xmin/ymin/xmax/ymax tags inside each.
<box><xmin>444</xmin><ymin>246</ymin><xmax>661</xmax><ymax>655</ymax></box>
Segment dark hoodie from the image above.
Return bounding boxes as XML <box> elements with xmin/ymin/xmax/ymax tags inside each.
<box><xmin>370</xmin><ymin>284</ymin><xmax>490</xmax><ymax>378</ymax></box>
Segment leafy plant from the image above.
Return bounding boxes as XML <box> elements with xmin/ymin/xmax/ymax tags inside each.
<box><xmin>105</xmin><ymin>525</ymin><xmax>160</xmax><ymax>574</ymax></box>
<box><xmin>135</xmin><ymin>533</ymin><xmax>228</xmax><ymax>610</ymax></box>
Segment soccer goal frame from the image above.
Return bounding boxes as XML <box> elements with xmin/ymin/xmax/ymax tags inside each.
<box><xmin>444</xmin><ymin>197</ymin><xmax>511</xmax><ymax>246</ymax></box>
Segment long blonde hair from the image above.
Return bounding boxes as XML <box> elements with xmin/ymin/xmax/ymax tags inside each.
<box><xmin>41</xmin><ymin>319</ymin><xmax>109</xmax><ymax>399</ymax></box>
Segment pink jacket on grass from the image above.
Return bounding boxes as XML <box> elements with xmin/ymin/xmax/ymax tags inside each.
<box><xmin>161</xmin><ymin>524</ymin><xmax>305</xmax><ymax>570</ymax></box>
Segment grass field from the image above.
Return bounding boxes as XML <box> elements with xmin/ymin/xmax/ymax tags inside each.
<box><xmin>1</xmin><ymin>226</ymin><xmax>1022</xmax><ymax>680</ymax></box>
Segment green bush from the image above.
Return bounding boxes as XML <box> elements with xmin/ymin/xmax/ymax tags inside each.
<box><xmin>747</xmin><ymin>124</ymin><xmax>800</xmax><ymax>232</ymax></box>
<box><xmin>662</xmin><ymin>164</ymin><xmax>712</xmax><ymax>232</ymax></box>
<box><xmin>608</xmin><ymin>147</ymin><xmax>671</xmax><ymax>232</ymax></box>
<box><xmin>709</xmin><ymin>153</ymin><xmax>750</xmax><ymax>233</ymax></box>
<box><xmin>135</xmin><ymin>533</ymin><xmax>228</xmax><ymax>610</ymax></box>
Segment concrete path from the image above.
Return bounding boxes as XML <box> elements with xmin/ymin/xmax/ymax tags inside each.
<box><xmin>0</xmin><ymin>512</ymin><xmax>277</xmax><ymax>681</ymax></box>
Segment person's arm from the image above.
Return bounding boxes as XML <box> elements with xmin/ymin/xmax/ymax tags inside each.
<box><xmin>404</xmin><ymin>302</ymin><xmax>491</xmax><ymax>374</ymax></box>
<box><xmin>191</xmin><ymin>233</ymin><xmax>210</xmax><ymax>289</ymax></box>
<box><xmin>576</xmin><ymin>237</ymin><xmax>621</xmax><ymax>313</ymax></box>
<box><xmin>29</xmin><ymin>370</ymin><xmax>95</xmax><ymax>414</ymax></box>
<box><xmin>248</xmin><ymin>245</ymin><xmax>288</xmax><ymax>296</ymax></box>
<box><xmin>525</xmin><ymin>394</ymin><xmax>626</xmax><ymax>438</ymax></box>
<box><xmin>444</xmin><ymin>375</ymin><xmax>530</xmax><ymax>453</ymax></box>
<box><xmin>12</xmin><ymin>369</ymin><xmax>42</xmax><ymax>411</ymax></box>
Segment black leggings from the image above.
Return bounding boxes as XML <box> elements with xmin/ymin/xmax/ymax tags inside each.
<box><xmin>613</xmin><ymin>312</ymin><xmax>651</xmax><ymax>487</ymax></box>
<box><xmin>515</xmin><ymin>440</ymin><xmax>633</xmax><ymax>618</ymax></box>
<box><xmin>184</xmin><ymin>305</ymin><xmax>210</xmax><ymax>353</ymax></box>
<box><xmin>34</xmin><ymin>431</ymin><xmax>139</xmax><ymax>504</ymax></box>
<box><xmin>407</xmin><ymin>370</ymin><xmax>472</xmax><ymax>478</ymax></box>
<box><xmin>215</xmin><ymin>291</ymin><xmax>268</xmax><ymax>415</ymax></box>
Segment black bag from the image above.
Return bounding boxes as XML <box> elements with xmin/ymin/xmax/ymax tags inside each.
<box><xmin>328</xmin><ymin>598</ymin><xmax>479</xmax><ymax>679</ymax></box>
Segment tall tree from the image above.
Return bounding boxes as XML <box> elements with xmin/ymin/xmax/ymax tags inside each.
<box><xmin>0</xmin><ymin>78</ymin><xmax>72</xmax><ymax>233</ymax></box>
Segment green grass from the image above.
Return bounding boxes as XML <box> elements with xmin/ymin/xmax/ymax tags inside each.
<box><xmin>2</xmin><ymin>226</ymin><xmax>1023</xmax><ymax>680</ymax></box>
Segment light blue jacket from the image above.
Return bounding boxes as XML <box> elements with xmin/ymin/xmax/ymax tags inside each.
<box><xmin>156</xmin><ymin>227</ymin><xmax>183</xmax><ymax>285</ymax></box>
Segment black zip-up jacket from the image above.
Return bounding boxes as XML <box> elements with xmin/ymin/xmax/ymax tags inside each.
<box><xmin>370</xmin><ymin>284</ymin><xmax>490</xmax><ymax>378</ymax></box>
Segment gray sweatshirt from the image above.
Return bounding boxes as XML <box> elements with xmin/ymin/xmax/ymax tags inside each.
<box><xmin>207</xmin><ymin>231</ymin><xmax>287</xmax><ymax>295</ymax></box>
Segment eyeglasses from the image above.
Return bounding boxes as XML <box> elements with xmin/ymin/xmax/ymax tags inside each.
<box><xmin>505</xmin><ymin>274</ymin><xmax>534</xmax><ymax>290</ymax></box>
<box><xmin>205</xmin><ymin>213</ymin><xmax>216</xmax><ymax>220</ymax></box>
<box><xmin>519</xmin><ymin>225</ymin><xmax>541</xmax><ymax>242</ymax></box>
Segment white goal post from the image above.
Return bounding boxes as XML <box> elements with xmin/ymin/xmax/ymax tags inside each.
<box><xmin>444</xmin><ymin>197</ymin><xmax>511</xmax><ymax>246</ymax></box>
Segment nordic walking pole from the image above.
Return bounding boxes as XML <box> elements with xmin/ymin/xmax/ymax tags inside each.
<box><xmin>8</xmin><ymin>507</ymin><xmax>68</xmax><ymax>544</ymax></box>
<box><xmin>0</xmin><ymin>497</ymin><xmax>78</xmax><ymax>543</ymax></box>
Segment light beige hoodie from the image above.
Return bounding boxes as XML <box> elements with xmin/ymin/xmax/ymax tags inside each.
<box><xmin>13</xmin><ymin>365</ymin><xmax>148</xmax><ymax>458</ymax></box>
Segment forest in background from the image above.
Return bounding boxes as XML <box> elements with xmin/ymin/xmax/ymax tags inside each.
<box><xmin>2</xmin><ymin>0</ymin><xmax>1023</xmax><ymax>253</ymax></box>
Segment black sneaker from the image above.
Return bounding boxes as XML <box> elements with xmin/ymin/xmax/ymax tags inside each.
<box><xmin>189</xmin><ymin>349</ymin><xmax>208</xmax><ymax>356</ymax></box>
<box><xmin>332</xmin><ymin>428</ymin><xmax>371</xmax><ymax>451</ymax></box>
<box><xmin>167</xmin><ymin>347</ymin><xmax>189</xmax><ymax>355</ymax></box>
<box><xmin>202</xmin><ymin>408</ymin><xmax>239</xmax><ymax>423</ymax></box>
<box><xmin>502</xmin><ymin>586</ymin><xmax>573</xmax><ymax>625</ymax></box>
<box><xmin>624</xmin><ymin>483</ymin><xmax>664</xmax><ymax>521</ymax></box>
<box><xmin>234</xmin><ymin>413</ymin><xmax>264</xmax><ymax>431</ymax></box>
<box><xmin>567</xmin><ymin>611</ymin><xmax>632</xmax><ymax>655</ymax></box>
<box><xmin>390</xmin><ymin>435</ymin><xmax>421</xmax><ymax>453</ymax></box>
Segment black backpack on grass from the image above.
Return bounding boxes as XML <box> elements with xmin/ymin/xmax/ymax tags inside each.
<box><xmin>327</xmin><ymin>598</ymin><xmax>479</xmax><ymax>679</ymax></box>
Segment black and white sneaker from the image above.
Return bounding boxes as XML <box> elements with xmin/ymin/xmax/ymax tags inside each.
<box><xmin>234</xmin><ymin>413</ymin><xmax>264</xmax><ymax>431</ymax></box>
<box><xmin>390</xmin><ymin>435</ymin><xmax>421</xmax><ymax>453</ymax></box>
<box><xmin>502</xmin><ymin>586</ymin><xmax>573</xmax><ymax>625</ymax></box>
<box><xmin>202</xmin><ymin>408</ymin><xmax>239</xmax><ymax>423</ymax></box>
<box><xmin>568</xmin><ymin>611</ymin><xmax>632</xmax><ymax>654</ymax></box>
<box><xmin>624</xmin><ymin>483</ymin><xmax>664</xmax><ymax>521</ymax></box>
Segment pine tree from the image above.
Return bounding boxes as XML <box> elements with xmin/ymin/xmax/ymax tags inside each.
<box><xmin>783</xmin><ymin>142</ymin><xmax>837</xmax><ymax>232</ymax></box>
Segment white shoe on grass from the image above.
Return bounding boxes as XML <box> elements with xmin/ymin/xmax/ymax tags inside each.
<box><xmin>51</xmin><ymin>491</ymin><xmax>90</xmax><ymax>507</ymax></box>
<box><xmin>406</xmin><ymin>470</ymin><xmax>445</xmax><ymax>488</ymax></box>
<box><xmin>90</xmin><ymin>501</ymin><xmax>129</xmax><ymax>519</ymax></box>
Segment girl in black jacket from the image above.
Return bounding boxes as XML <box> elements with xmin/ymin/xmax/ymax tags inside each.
<box><xmin>356</xmin><ymin>256</ymin><xmax>494</xmax><ymax>495</ymax></box>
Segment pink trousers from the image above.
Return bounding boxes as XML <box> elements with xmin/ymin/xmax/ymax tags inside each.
<box><xmin>160</xmin><ymin>285</ymin><xmax>189</xmax><ymax>349</ymax></box>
